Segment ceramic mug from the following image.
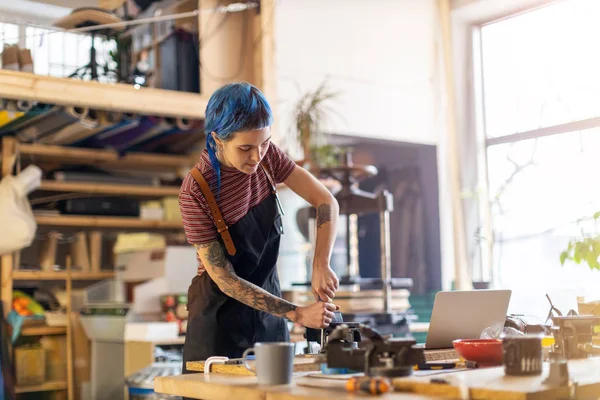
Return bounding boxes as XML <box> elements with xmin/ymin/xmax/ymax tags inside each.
<box><xmin>242</xmin><ymin>342</ymin><xmax>295</xmax><ymax>385</ymax></box>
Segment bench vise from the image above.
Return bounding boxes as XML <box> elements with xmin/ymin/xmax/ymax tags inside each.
<box><xmin>322</xmin><ymin>324</ymin><xmax>425</xmax><ymax>377</ymax></box>
<box><xmin>304</xmin><ymin>311</ymin><xmax>361</xmax><ymax>353</ymax></box>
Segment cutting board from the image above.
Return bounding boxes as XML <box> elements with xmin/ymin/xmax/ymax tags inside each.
<box><xmin>393</xmin><ymin>357</ymin><xmax>600</xmax><ymax>400</ymax></box>
<box><xmin>186</xmin><ymin>355</ymin><xmax>321</xmax><ymax>375</ymax></box>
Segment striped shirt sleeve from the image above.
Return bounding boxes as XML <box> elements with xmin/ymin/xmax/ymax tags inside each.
<box><xmin>178</xmin><ymin>188</ymin><xmax>218</xmax><ymax>245</ymax></box>
<box><xmin>266</xmin><ymin>142</ymin><xmax>296</xmax><ymax>183</ymax></box>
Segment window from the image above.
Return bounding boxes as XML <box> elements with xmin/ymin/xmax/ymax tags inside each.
<box><xmin>1</xmin><ymin>20</ymin><xmax>116</xmax><ymax>82</ymax></box>
<box><xmin>25</xmin><ymin>27</ymin><xmax>116</xmax><ymax>82</ymax></box>
<box><xmin>478</xmin><ymin>0</ymin><xmax>600</xmax><ymax>319</ymax></box>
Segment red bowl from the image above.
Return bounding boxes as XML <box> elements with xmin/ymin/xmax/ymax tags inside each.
<box><xmin>452</xmin><ymin>339</ymin><xmax>504</xmax><ymax>366</ymax></box>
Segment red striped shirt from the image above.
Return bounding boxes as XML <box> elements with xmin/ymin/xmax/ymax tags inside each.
<box><xmin>179</xmin><ymin>142</ymin><xmax>296</xmax><ymax>274</ymax></box>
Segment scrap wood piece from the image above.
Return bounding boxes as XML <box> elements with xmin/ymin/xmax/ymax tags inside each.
<box><xmin>187</xmin><ymin>355</ymin><xmax>321</xmax><ymax>375</ymax></box>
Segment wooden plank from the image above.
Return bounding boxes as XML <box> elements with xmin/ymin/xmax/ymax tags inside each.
<box><xmin>66</xmin><ymin>261</ymin><xmax>74</xmax><ymax>400</ymax></box>
<box><xmin>72</xmin><ymin>313</ymin><xmax>90</xmax><ymax>400</ymax></box>
<box><xmin>251</xmin><ymin>0</ymin><xmax>279</xmax><ymax>144</ymax></box>
<box><xmin>0</xmin><ymin>70</ymin><xmax>208</xmax><ymax>119</ymax></box>
<box><xmin>437</xmin><ymin>0</ymin><xmax>472</xmax><ymax>290</ymax></box>
<box><xmin>99</xmin><ymin>0</ymin><xmax>126</xmax><ymax>10</ymax></box>
<box><xmin>186</xmin><ymin>355</ymin><xmax>321</xmax><ymax>375</ymax></box>
<box><xmin>393</xmin><ymin>358</ymin><xmax>600</xmax><ymax>400</ymax></box>
<box><xmin>21</xmin><ymin>325</ymin><xmax>67</xmax><ymax>336</ymax></box>
<box><xmin>39</xmin><ymin>180</ymin><xmax>180</xmax><ymax>197</ymax></box>
<box><xmin>1</xmin><ymin>136</ymin><xmax>17</xmax><ymax>318</ymax></box>
<box><xmin>18</xmin><ymin>143</ymin><xmax>194</xmax><ymax>172</ymax></box>
<box><xmin>13</xmin><ymin>270</ymin><xmax>115</xmax><ymax>280</ymax></box>
<box><xmin>35</xmin><ymin>215</ymin><xmax>182</xmax><ymax>230</ymax></box>
<box><xmin>154</xmin><ymin>373</ymin><xmax>438</xmax><ymax>400</ymax></box>
<box><xmin>15</xmin><ymin>380</ymin><xmax>68</xmax><ymax>393</ymax></box>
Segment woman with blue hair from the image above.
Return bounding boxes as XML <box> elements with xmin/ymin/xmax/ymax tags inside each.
<box><xmin>179</xmin><ymin>82</ymin><xmax>340</xmax><ymax>367</ymax></box>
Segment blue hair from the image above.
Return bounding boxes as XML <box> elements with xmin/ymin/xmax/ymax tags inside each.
<box><xmin>204</xmin><ymin>82</ymin><xmax>274</xmax><ymax>197</ymax></box>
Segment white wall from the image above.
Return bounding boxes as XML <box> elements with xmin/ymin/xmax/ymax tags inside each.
<box><xmin>275</xmin><ymin>0</ymin><xmax>439</xmax><ymax>152</ymax></box>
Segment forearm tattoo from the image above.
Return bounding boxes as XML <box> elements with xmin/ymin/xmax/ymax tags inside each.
<box><xmin>218</xmin><ymin>274</ymin><xmax>297</xmax><ymax>317</ymax></box>
<box><xmin>316</xmin><ymin>204</ymin><xmax>332</xmax><ymax>229</ymax></box>
<box><xmin>197</xmin><ymin>242</ymin><xmax>297</xmax><ymax>317</ymax></box>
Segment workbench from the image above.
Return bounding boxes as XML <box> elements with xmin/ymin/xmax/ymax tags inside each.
<box><xmin>153</xmin><ymin>372</ymin><xmax>438</xmax><ymax>400</ymax></box>
<box><xmin>154</xmin><ymin>357</ymin><xmax>600</xmax><ymax>400</ymax></box>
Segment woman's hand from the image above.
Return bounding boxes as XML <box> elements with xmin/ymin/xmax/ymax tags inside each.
<box><xmin>311</xmin><ymin>264</ymin><xmax>339</xmax><ymax>302</ymax></box>
<box><xmin>291</xmin><ymin>301</ymin><xmax>339</xmax><ymax>329</ymax></box>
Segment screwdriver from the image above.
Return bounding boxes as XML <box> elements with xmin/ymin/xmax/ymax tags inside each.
<box><xmin>345</xmin><ymin>376</ymin><xmax>392</xmax><ymax>395</ymax></box>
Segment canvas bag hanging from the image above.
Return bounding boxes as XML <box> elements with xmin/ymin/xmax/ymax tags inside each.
<box><xmin>0</xmin><ymin>164</ymin><xmax>41</xmax><ymax>255</ymax></box>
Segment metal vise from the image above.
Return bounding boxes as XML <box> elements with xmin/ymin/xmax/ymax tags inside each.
<box><xmin>304</xmin><ymin>311</ymin><xmax>361</xmax><ymax>353</ymax></box>
<box><xmin>550</xmin><ymin>315</ymin><xmax>600</xmax><ymax>359</ymax></box>
<box><xmin>323</xmin><ymin>324</ymin><xmax>424</xmax><ymax>377</ymax></box>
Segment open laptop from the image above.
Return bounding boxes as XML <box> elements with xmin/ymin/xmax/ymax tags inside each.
<box><xmin>421</xmin><ymin>289</ymin><xmax>512</xmax><ymax>350</ymax></box>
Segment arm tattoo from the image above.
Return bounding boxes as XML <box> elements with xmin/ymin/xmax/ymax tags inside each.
<box><xmin>217</xmin><ymin>274</ymin><xmax>297</xmax><ymax>317</ymax></box>
<box><xmin>197</xmin><ymin>242</ymin><xmax>297</xmax><ymax>317</ymax></box>
<box><xmin>198</xmin><ymin>242</ymin><xmax>228</xmax><ymax>269</ymax></box>
<box><xmin>316</xmin><ymin>204</ymin><xmax>332</xmax><ymax>229</ymax></box>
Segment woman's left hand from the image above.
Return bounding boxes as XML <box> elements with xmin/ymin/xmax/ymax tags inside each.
<box><xmin>311</xmin><ymin>263</ymin><xmax>339</xmax><ymax>302</ymax></box>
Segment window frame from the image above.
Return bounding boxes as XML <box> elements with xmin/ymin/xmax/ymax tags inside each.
<box><xmin>450</xmin><ymin>0</ymin><xmax>564</xmax><ymax>289</ymax></box>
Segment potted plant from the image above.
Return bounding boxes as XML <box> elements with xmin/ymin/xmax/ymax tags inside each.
<box><xmin>292</xmin><ymin>79</ymin><xmax>341</xmax><ymax>168</ymax></box>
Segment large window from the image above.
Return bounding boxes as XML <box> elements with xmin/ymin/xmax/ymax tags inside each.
<box><xmin>478</xmin><ymin>0</ymin><xmax>600</xmax><ymax>319</ymax></box>
<box><xmin>1</xmin><ymin>21</ymin><xmax>116</xmax><ymax>82</ymax></box>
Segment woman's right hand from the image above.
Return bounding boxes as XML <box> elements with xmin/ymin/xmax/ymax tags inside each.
<box><xmin>293</xmin><ymin>301</ymin><xmax>339</xmax><ymax>329</ymax></box>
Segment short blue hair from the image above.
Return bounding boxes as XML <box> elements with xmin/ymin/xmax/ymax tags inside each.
<box><xmin>204</xmin><ymin>82</ymin><xmax>273</xmax><ymax>196</ymax></box>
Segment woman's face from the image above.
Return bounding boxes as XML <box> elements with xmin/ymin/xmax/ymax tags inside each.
<box><xmin>214</xmin><ymin>127</ymin><xmax>271</xmax><ymax>174</ymax></box>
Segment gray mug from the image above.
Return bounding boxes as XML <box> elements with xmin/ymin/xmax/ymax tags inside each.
<box><xmin>242</xmin><ymin>342</ymin><xmax>295</xmax><ymax>385</ymax></box>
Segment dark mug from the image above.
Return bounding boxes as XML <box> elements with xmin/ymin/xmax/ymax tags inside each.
<box><xmin>242</xmin><ymin>342</ymin><xmax>295</xmax><ymax>385</ymax></box>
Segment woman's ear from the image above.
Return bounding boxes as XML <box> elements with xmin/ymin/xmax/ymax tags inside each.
<box><xmin>211</xmin><ymin>132</ymin><xmax>220</xmax><ymax>147</ymax></box>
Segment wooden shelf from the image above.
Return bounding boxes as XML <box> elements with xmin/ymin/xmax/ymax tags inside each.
<box><xmin>13</xmin><ymin>270</ymin><xmax>115</xmax><ymax>280</ymax></box>
<box><xmin>18</xmin><ymin>143</ymin><xmax>195</xmax><ymax>172</ymax></box>
<box><xmin>39</xmin><ymin>180</ymin><xmax>180</xmax><ymax>197</ymax></box>
<box><xmin>21</xmin><ymin>325</ymin><xmax>67</xmax><ymax>336</ymax></box>
<box><xmin>35</xmin><ymin>214</ymin><xmax>182</xmax><ymax>230</ymax></box>
<box><xmin>0</xmin><ymin>70</ymin><xmax>208</xmax><ymax>119</ymax></box>
<box><xmin>15</xmin><ymin>380</ymin><xmax>67</xmax><ymax>394</ymax></box>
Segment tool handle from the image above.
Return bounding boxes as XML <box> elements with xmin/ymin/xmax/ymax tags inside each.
<box><xmin>345</xmin><ymin>376</ymin><xmax>391</xmax><ymax>395</ymax></box>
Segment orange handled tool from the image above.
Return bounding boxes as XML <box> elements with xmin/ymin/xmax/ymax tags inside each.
<box><xmin>345</xmin><ymin>376</ymin><xmax>392</xmax><ymax>395</ymax></box>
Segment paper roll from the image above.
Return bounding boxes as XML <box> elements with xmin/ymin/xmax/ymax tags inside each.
<box><xmin>70</xmin><ymin>232</ymin><xmax>90</xmax><ymax>271</ymax></box>
<box><xmin>105</xmin><ymin>111</ymin><xmax>124</xmax><ymax>124</ymax></box>
<box><xmin>89</xmin><ymin>231</ymin><xmax>102</xmax><ymax>273</ymax></box>
<box><xmin>176</xmin><ymin>117</ymin><xmax>194</xmax><ymax>131</ymax></box>
<box><xmin>39</xmin><ymin>231</ymin><xmax>61</xmax><ymax>271</ymax></box>
<box><xmin>17</xmin><ymin>99</ymin><xmax>33</xmax><ymax>113</ymax></box>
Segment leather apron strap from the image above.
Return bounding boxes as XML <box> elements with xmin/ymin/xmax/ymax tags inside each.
<box><xmin>189</xmin><ymin>168</ymin><xmax>236</xmax><ymax>256</ymax></box>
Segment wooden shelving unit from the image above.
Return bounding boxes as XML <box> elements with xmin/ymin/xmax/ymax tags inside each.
<box><xmin>15</xmin><ymin>380</ymin><xmax>69</xmax><ymax>394</ymax></box>
<box><xmin>13</xmin><ymin>270</ymin><xmax>115</xmax><ymax>281</ymax></box>
<box><xmin>0</xmin><ymin>3</ymin><xmax>278</xmax><ymax>398</ymax></box>
<box><xmin>35</xmin><ymin>214</ymin><xmax>182</xmax><ymax>229</ymax></box>
<box><xmin>20</xmin><ymin>325</ymin><xmax>67</xmax><ymax>336</ymax></box>
<box><xmin>39</xmin><ymin>180</ymin><xmax>180</xmax><ymax>197</ymax></box>
<box><xmin>18</xmin><ymin>143</ymin><xmax>194</xmax><ymax>172</ymax></box>
<box><xmin>0</xmin><ymin>70</ymin><xmax>208</xmax><ymax>119</ymax></box>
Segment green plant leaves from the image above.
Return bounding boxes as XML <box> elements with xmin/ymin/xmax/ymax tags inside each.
<box><xmin>560</xmin><ymin>218</ymin><xmax>600</xmax><ymax>271</ymax></box>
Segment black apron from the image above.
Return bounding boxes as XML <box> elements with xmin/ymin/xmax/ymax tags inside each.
<box><xmin>182</xmin><ymin>165</ymin><xmax>289</xmax><ymax>374</ymax></box>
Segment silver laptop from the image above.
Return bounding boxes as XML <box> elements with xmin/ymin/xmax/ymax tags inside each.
<box><xmin>423</xmin><ymin>289</ymin><xmax>512</xmax><ymax>350</ymax></box>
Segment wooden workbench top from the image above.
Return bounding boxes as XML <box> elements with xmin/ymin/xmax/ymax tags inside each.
<box><xmin>154</xmin><ymin>372</ymin><xmax>438</xmax><ymax>400</ymax></box>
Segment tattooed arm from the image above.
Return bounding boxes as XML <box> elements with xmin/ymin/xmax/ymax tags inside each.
<box><xmin>283</xmin><ymin>166</ymin><xmax>340</xmax><ymax>302</ymax></box>
<box><xmin>196</xmin><ymin>241</ymin><xmax>336</xmax><ymax>328</ymax></box>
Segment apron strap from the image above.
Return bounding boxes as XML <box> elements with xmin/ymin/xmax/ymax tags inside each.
<box><xmin>189</xmin><ymin>167</ymin><xmax>237</xmax><ymax>256</ymax></box>
<box><xmin>260</xmin><ymin>161</ymin><xmax>285</xmax><ymax>216</ymax></box>
<box><xmin>260</xmin><ymin>161</ymin><xmax>277</xmax><ymax>194</ymax></box>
